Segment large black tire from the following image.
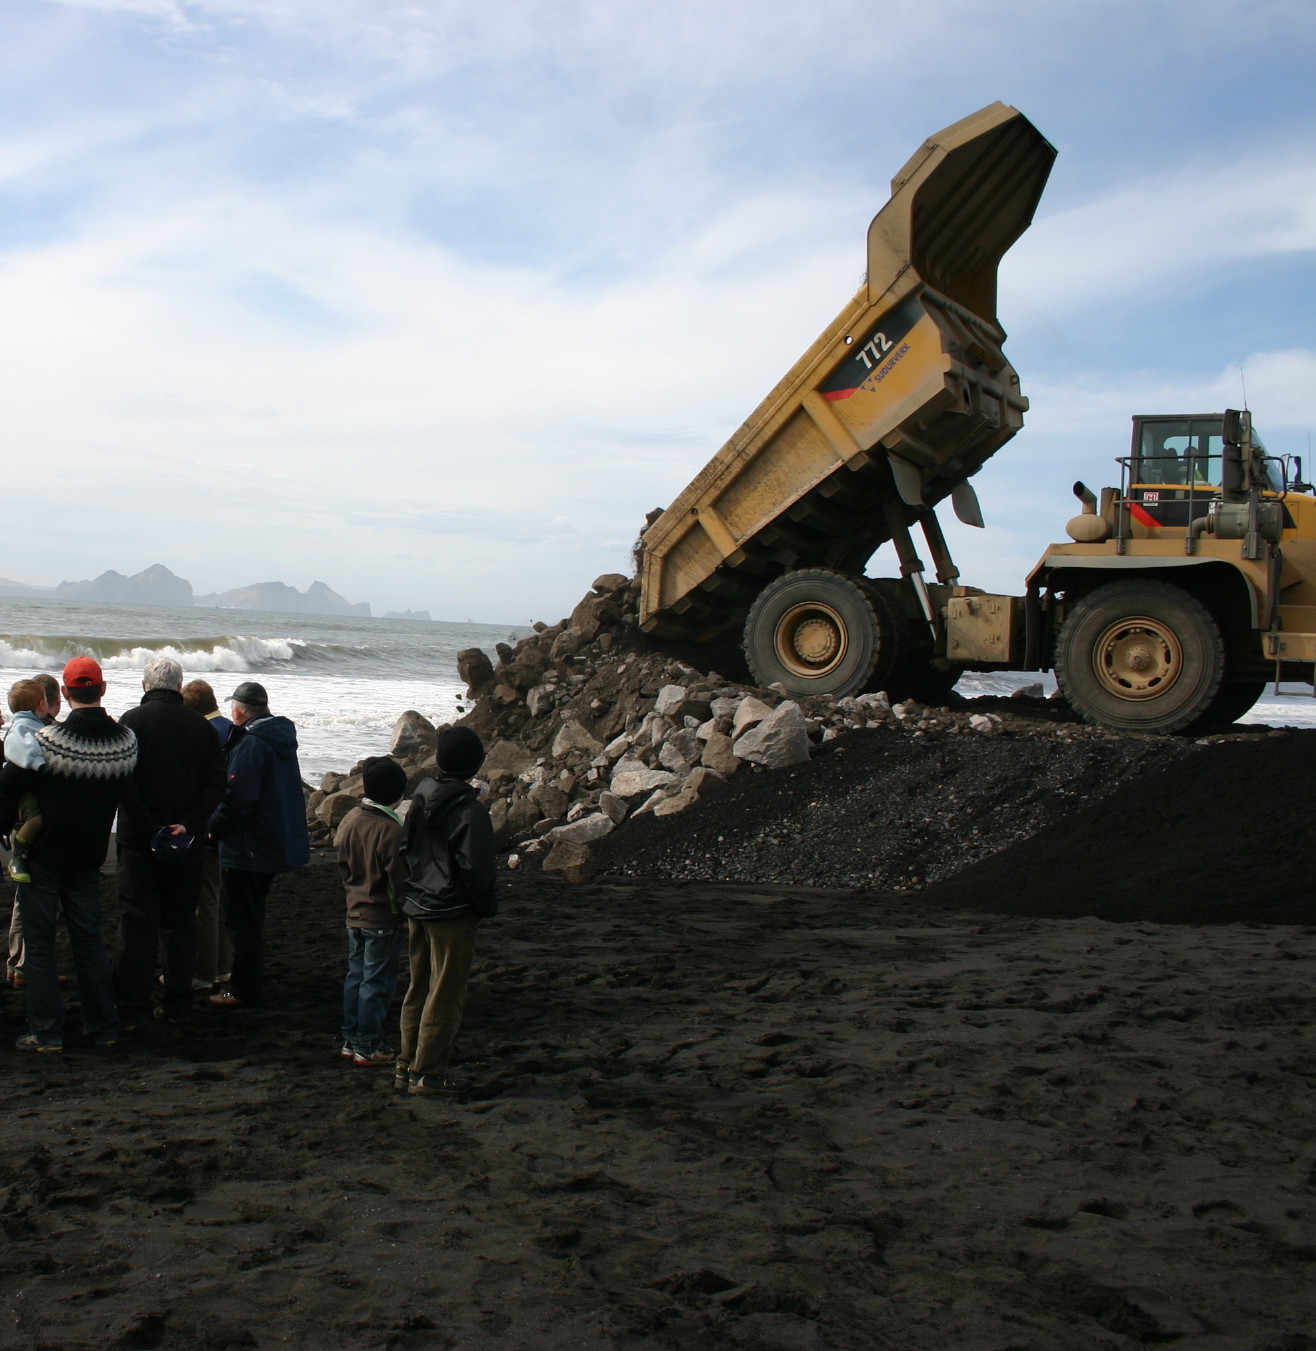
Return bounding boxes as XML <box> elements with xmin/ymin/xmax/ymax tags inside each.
<box><xmin>744</xmin><ymin>569</ymin><xmax>905</xmax><ymax>698</ymax></box>
<box><xmin>1055</xmin><ymin>580</ymin><xmax>1226</xmax><ymax>734</ymax></box>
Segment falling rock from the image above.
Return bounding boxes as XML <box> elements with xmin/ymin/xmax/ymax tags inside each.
<box><xmin>592</xmin><ymin>573</ymin><xmax>630</xmax><ymax>595</ymax></box>
<box><xmin>530</xmin><ymin>783</ymin><xmax>570</xmax><ymax>821</ymax></box>
<box><xmin>457</xmin><ymin>647</ymin><xmax>495</xmax><ymax>697</ymax></box>
<box><xmin>658</xmin><ymin>740</ymin><xmax>694</xmax><ymax>775</ymax></box>
<box><xmin>526</xmin><ymin>684</ymin><xmax>557</xmax><ymax>718</ymax></box>
<box><xmin>552</xmin><ymin>717</ymin><xmax>605</xmax><ymax>760</ymax></box>
<box><xmin>969</xmin><ymin>713</ymin><xmax>1004</xmax><ymax>735</ymax></box>
<box><xmin>599</xmin><ymin>791</ymin><xmax>628</xmax><ymax>823</ymax></box>
<box><xmin>483</xmin><ymin>739</ymin><xmax>537</xmax><ymax>777</ymax></box>
<box><xmin>488</xmin><ymin>799</ymin><xmax>511</xmax><ymax>850</ymax></box>
<box><xmin>507</xmin><ymin>795</ymin><xmax>540</xmax><ymax>836</ymax></box>
<box><xmin>569</xmin><ymin>592</ymin><xmax>618</xmax><ymax>642</ymax></box>
<box><xmin>548</xmin><ymin>812</ymin><xmax>616</xmax><ymax>845</ymax></box>
<box><xmin>700</xmin><ymin>731</ymin><xmax>740</xmax><ymax>778</ymax></box>
<box><xmin>631</xmin><ymin>788</ymin><xmax>671</xmax><ymax>816</ymax></box>
<box><xmin>653</xmin><ymin>788</ymin><xmax>699</xmax><ymax>817</ymax></box>
<box><xmin>733</xmin><ymin>701</ymin><xmax>811</xmax><ymax>768</ymax></box>
<box><xmin>610</xmin><ymin>762</ymin><xmax>680</xmax><ymax>799</ymax></box>
<box><xmin>685</xmin><ymin>766</ymin><xmax>725</xmax><ymax>796</ymax></box>
<box><xmin>550</xmin><ymin>627</ymin><xmax>585</xmax><ymax>660</ymax></box>
<box><xmin>390</xmin><ymin>710</ymin><xmax>437</xmax><ymax>758</ymax></box>
<box><xmin>654</xmin><ymin>684</ymin><xmax>689</xmax><ymax>718</ymax></box>
<box><xmin>732</xmin><ymin>697</ymin><xmax>775</xmax><ymax>738</ymax></box>
<box><xmin>542</xmin><ymin>839</ymin><xmax>595</xmax><ymax>884</ymax></box>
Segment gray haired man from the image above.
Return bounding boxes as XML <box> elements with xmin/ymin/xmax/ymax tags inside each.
<box><xmin>114</xmin><ymin>657</ymin><xmax>227</xmax><ymax>1026</ymax></box>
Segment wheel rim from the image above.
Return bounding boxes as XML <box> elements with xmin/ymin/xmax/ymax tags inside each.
<box><xmin>773</xmin><ymin>601</ymin><xmax>849</xmax><ymax>679</ymax></box>
<box><xmin>1091</xmin><ymin>614</ymin><xmax>1183</xmax><ymax>701</ymax></box>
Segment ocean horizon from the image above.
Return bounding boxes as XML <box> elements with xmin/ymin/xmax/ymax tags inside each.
<box><xmin>0</xmin><ymin>596</ymin><xmax>529</xmax><ymax>783</ymax></box>
<box><xmin>2</xmin><ymin>595</ymin><xmax>1313</xmax><ymax>784</ymax></box>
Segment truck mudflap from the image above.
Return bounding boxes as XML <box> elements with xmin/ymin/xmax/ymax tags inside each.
<box><xmin>639</xmin><ymin>103</ymin><xmax>1056</xmax><ymax>642</ymax></box>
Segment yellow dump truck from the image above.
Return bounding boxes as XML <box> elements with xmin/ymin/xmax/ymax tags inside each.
<box><xmin>638</xmin><ymin>103</ymin><xmax>1316</xmax><ymax>732</ymax></box>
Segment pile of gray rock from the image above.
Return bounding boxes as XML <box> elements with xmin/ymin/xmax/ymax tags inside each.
<box><xmin>304</xmin><ymin>572</ymin><xmax>1114</xmax><ymax>882</ymax></box>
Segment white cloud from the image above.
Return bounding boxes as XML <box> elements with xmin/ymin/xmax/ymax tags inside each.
<box><xmin>4</xmin><ymin>0</ymin><xmax>1314</xmax><ymax>621</ymax></box>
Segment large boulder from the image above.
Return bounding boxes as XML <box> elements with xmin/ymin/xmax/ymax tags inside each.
<box><xmin>569</xmin><ymin>592</ymin><xmax>619</xmax><ymax>642</ymax></box>
<box><xmin>548</xmin><ymin>813</ymin><xmax>616</xmax><ymax>845</ymax></box>
<box><xmin>390</xmin><ymin>710</ymin><xmax>437</xmax><ymax>758</ymax></box>
<box><xmin>457</xmin><ymin>648</ymin><xmax>495</xmax><ymax>698</ymax></box>
<box><xmin>653</xmin><ymin>684</ymin><xmax>689</xmax><ymax>718</ymax></box>
<box><xmin>652</xmin><ymin>788</ymin><xmax>700</xmax><ymax>817</ymax></box>
<box><xmin>552</xmin><ymin>717</ymin><xmax>604</xmax><ymax>760</ymax></box>
<box><xmin>317</xmin><ymin>791</ymin><xmax>359</xmax><ymax>830</ymax></box>
<box><xmin>610</xmin><ymin>757</ymin><xmax>679</xmax><ymax>799</ymax></box>
<box><xmin>542</xmin><ymin>839</ymin><xmax>595</xmax><ymax>884</ymax></box>
<box><xmin>734</xmin><ymin>700</ymin><xmax>811</xmax><ymax>769</ymax></box>
<box><xmin>483</xmin><ymin>739</ymin><xmax>537</xmax><ymax>777</ymax></box>
<box><xmin>700</xmin><ymin>731</ymin><xmax>740</xmax><ymax>778</ymax></box>
<box><xmin>732</xmin><ymin>696</ymin><xmax>775</xmax><ymax>738</ymax></box>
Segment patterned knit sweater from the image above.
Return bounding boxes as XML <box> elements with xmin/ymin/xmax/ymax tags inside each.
<box><xmin>0</xmin><ymin>706</ymin><xmax>137</xmax><ymax>871</ymax></box>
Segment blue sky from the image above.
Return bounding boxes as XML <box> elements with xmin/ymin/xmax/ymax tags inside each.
<box><xmin>0</xmin><ymin>0</ymin><xmax>1312</xmax><ymax>622</ymax></box>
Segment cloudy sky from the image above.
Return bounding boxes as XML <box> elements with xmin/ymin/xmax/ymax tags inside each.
<box><xmin>1</xmin><ymin>0</ymin><xmax>1313</xmax><ymax>623</ymax></box>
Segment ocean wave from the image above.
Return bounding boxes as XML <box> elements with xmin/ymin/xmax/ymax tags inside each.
<box><xmin>0</xmin><ymin>633</ymin><xmax>327</xmax><ymax>674</ymax></box>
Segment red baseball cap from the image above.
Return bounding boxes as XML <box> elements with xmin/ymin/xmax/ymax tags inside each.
<box><xmin>63</xmin><ymin>656</ymin><xmax>105</xmax><ymax>688</ymax></box>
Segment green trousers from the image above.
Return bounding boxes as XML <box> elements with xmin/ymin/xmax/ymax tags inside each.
<box><xmin>399</xmin><ymin>915</ymin><xmax>478</xmax><ymax>1076</ymax></box>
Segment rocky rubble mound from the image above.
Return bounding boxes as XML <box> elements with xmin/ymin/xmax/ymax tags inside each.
<box><xmin>305</xmin><ymin>571</ymin><xmax>1151</xmax><ymax>884</ymax></box>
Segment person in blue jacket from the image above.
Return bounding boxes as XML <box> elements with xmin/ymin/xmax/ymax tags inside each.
<box><xmin>207</xmin><ymin>681</ymin><xmax>309</xmax><ymax>1009</ymax></box>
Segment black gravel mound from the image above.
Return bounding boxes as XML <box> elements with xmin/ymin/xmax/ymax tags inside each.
<box><xmin>915</xmin><ymin>728</ymin><xmax>1316</xmax><ymax>925</ymax></box>
<box><xmin>592</xmin><ymin>724</ymin><xmax>1196</xmax><ymax>892</ymax></box>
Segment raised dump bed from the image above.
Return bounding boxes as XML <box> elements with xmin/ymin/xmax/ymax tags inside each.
<box><xmin>639</xmin><ymin>103</ymin><xmax>1055</xmax><ymax>696</ymax></box>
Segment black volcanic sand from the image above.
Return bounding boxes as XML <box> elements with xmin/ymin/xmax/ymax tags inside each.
<box><xmin>2</xmin><ymin>728</ymin><xmax>1315</xmax><ymax>1349</ymax></box>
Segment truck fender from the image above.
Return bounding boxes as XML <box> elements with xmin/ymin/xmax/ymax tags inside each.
<box><xmin>1032</xmin><ymin>556</ymin><xmax>1262</xmax><ymax>628</ymax></box>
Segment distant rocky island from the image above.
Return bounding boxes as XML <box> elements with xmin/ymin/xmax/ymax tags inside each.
<box><xmin>0</xmin><ymin>564</ymin><xmax>416</xmax><ymax>619</ymax></box>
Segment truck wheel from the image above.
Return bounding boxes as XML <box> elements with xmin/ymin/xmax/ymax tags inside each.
<box><xmin>1055</xmin><ymin>580</ymin><xmax>1225</xmax><ymax>733</ymax></box>
<box><xmin>744</xmin><ymin>569</ymin><xmax>899</xmax><ymax>698</ymax></box>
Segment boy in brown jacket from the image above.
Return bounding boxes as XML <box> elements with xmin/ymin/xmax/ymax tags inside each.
<box><xmin>335</xmin><ymin>756</ymin><xmax>408</xmax><ymax>1066</ymax></box>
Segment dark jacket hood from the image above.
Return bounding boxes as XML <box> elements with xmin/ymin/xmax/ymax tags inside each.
<box><xmin>423</xmin><ymin>774</ymin><xmax>476</xmax><ymax>825</ymax></box>
<box><xmin>239</xmin><ymin>714</ymin><xmax>299</xmax><ymax>760</ymax></box>
<box><xmin>140</xmin><ymin>688</ymin><xmax>184</xmax><ymax>706</ymax></box>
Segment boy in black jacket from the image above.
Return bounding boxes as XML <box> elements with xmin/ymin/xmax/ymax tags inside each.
<box><xmin>396</xmin><ymin>726</ymin><xmax>495</xmax><ymax>1096</ymax></box>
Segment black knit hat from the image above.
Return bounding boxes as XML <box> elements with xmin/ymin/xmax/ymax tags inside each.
<box><xmin>362</xmin><ymin>756</ymin><xmax>407</xmax><ymax>805</ymax></box>
<box><xmin>437</xmin><ymin>726</ymin><xmax>485</xmax><ymax>778</ymax></box>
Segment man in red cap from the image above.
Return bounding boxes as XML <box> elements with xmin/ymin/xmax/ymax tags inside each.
<box><xmin>0</xmin><ymin>657</ymin><xmax>138</xmax><ymax>1051</ymax></box>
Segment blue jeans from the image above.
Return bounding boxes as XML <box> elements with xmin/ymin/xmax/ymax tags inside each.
<box><xmin>18</xmin><ymin>860</ymin><xmax>121</xmax><ymax>1047</ymax></box>
<box><xmin>341</xmin><ymin>926</ymin><xmax>405</xmax><ymax>1054</ymax></box>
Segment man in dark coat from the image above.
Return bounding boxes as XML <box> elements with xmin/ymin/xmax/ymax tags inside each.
<box><xmin>115</xmin><ymin>657</ymin><xmax>227</xmax><ymax>1026</ymax></box>
<box><xmin>207</xmin><ymin>681</ymin><xmax>310</xmax><ymax>1009</ymax></box>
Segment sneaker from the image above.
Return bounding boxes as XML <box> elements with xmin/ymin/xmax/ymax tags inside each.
<box><xmin>353</xmin><ymin>1044</ymin><xmax>397</xmax><ymax>1067</ymax></box>
<box><xmin>341</xmin><ymin>1041</ymin><xmax>355</xmax><ymax>1060</ymax></box>
<box><xmin>8</xmin><ymin>841</ymin><xmax>31</xmax><ymax>885</ymax></box>
<box><xmin>15</xmin><ymin>1033</ymin><xmax>61</xmax><ymax>1053</ymax></box>
<box><xmin>408</xmin><ymin>1074</ymin><xmax>459</xmax><ymax>1097</ymax></box>
<box><xmin>393</xmin><ymin>1059</ymin><xmax>411</xmax><ymax>1091</ymax></box>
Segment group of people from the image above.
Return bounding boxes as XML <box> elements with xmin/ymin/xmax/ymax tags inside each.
<box><xmin>0</xmin><ymin>656</ymin><xmax>496</xmax><ymax>1097</ymax></box>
